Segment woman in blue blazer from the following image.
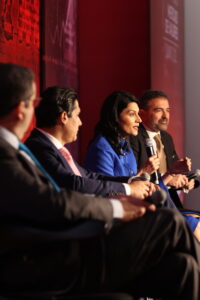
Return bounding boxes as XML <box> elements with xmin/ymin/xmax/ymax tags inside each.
<box><xmin>84</xmin><ymin>91</ymin><xmax>200</xmax><ymax>238</ymax></box>
<box><xmin>84</xmin><ymin>91</ymin><xmax>159</xmax><ymax>177</ymax></box>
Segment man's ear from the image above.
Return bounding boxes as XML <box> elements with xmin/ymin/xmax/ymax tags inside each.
<box><xmin>13</xmin><ymin>101</ymin><xmax>26</xmax><ymax>120</ymax></box>
<box><xmin>60</xmin><ymin>111</ymin><xmax>68</xmax><ymax>124</ymax></box>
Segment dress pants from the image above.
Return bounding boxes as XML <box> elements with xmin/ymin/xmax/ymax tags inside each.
<box><xmin>72</xmin><ymin>208</ymin><xmax>200</xmax><ymax>300</ymax></box>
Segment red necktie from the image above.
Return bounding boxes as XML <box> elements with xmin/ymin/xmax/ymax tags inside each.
<box><xmin>59</xmin><ymin>147</ymin><xmax>82</xmax><ymax>176</ymax></box>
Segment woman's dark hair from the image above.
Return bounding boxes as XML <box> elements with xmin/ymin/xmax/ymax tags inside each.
<box><xmin>36</xmin><ymin>86</ymin><xmax>78</xmax><ymax>128</ymax></box>
<box><xmin>93</xmin><ymin>91</ymin><xmax>139</xmax><ymax>155</ymax></box>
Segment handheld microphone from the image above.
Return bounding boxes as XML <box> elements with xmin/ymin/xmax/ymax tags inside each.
<box><xmin>186</xmin><ymin>169</ymin><xmax>200</xmax><ymax>180</ymax></box>
<box><xmin>146</xmin><ymin>189</ymin><xmax>167</xmax><ymax>207</ymax></box>
<box><xmin>132</xmin><ymin>173</ymin><xmax>167</xmax><ymax>207</ymax></box>
<box><xmin>130</xmin><ymin>172</ymin><xmax>151</xmax><ymax>182</ymax></box>
<box><xmin>145</xmin><ymin>138</ymin><xmax>159</xmax><ymax>184</ymax></box>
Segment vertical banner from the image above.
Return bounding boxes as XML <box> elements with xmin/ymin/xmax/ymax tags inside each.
<box><xmin>41</xmin><ymin>0</ymin><xmax>78</xmax><ymax>158</ymax></box>
<box><xmin>0</xmin><ymin>0</ymin><xmax>40</xmax><ymax>77</ymax></box>
<box><xmin>0</xmin><ymin>0</ymin><xmax>40</xmax><ymax>139</ymax></box>
<box><xmin>151</xmin><ymin>0</ymin><xmax>184</xmax><ymax>157</ymax></box>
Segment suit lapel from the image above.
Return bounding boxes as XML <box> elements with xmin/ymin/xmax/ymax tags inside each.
<box><xmin>0</xmin><ymin>137</ymin><xmax>50</xmax><ymax>185</ymax></box>
<box><xmin>160</xmin><ymin>131</ymin><xmax>171</xmax><ymax>168</ymax></box>
<box><xmin>31</xmin><ymin>129</ymin><xmax>84</xmax><ymax>176</ymax></box>
<box><xmin>140</xmin><ymin>124</ymin><xmax>149</xmax><ymax>139</ymax></box>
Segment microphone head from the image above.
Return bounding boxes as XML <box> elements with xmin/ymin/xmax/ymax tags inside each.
<box><xmin>195</xmin><ymin>169</ymin><xmax>200</xmax><ymax>178</ymax></box>
<box><xmin>148</xmin><ymin>189</ymin><xmax>167</xmax><ymax>207</ymax></box>
<box><xmin>140</xmin><ymin>173</ymin><xmax>151</xmax><ymax>181</ymax></box>
<box><xmin>187</xmin><ymin>169</ymin><xmax>200</xmax><ymax>180</ymax></box>
<box><xmin>145</xmin><ymin>138</ymin><xmax>154</xmax><ymax>147</ymax></box>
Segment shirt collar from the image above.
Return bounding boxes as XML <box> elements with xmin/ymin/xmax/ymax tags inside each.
<box><xmin>37</xmin><ymin>128</ymin><xmax>63</xmax><ymax>149</ymax></box>
<box><xmin>142</xmin><ymin>123</ymin><xmax>160</xmax><ymax>139</ymax></box>
<box><xmin>0</xmin><ymin>126</ymin><xmax>19</xmax><ymax>149</ymax></box>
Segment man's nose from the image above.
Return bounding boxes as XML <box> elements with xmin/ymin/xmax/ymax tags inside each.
<box><xmin>162</xmin><ymin>110</ymin><xmax>169</xmax><ymax>118</ymax></box>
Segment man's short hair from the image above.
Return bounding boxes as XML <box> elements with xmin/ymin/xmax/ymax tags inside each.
<box><xmin>36</xmin><ymin>86</ymin><xmax>78</xmax><ymax>128</ymax></box>
<box><xmin>0</xmin><ymin>63</ymin><xmax>35</xmax><ymax>118</ymax></box>
<box><xmin>139</xmin><ymin>90</ymin><xmax>168</xmax><ymax>110</ymax></box>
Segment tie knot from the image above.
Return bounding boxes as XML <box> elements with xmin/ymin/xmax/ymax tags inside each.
<box><xmin>59</xmin><ymin>147</ymin><xmax>71</xmax><ymax>159</ymax></box>
<box><xmin>154</xmin><ymin>134</ymin><xmax>161</xmax><ymax>141</ymax></box>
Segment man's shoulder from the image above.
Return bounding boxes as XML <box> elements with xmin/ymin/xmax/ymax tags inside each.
<box><xmin>26</xmin><ymin>128</ymin><xmax>46</xmax><ymax>143</ymax></box>
<box><xmin>130</xmin><ymin>124</ymin><xmax>147</xmax><ymax>145</ymax></box>
<box><xmin>160</xmin><ymin>130</ymin><xmax>173</xmax><ymax>141</ymax></box>
<box><xmin>0</xmin><ymin>137</ymin><xmax>17</xmax><ymax>156</ymax></box>
<box><xmin>137</xmin><ymin>125</ymin><xmax>148</xmax><ymax>138</ymax></box>
<box><xmin>26</xmin><ymin>129</ymin><xmax>54</xmax><ymax>149</ymax></box>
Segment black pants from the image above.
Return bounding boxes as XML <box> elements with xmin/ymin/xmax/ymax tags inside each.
<box><xmin>76</xmin><ymin>208</ymin><xmax>200</xmax><ymax>300</ymax></box>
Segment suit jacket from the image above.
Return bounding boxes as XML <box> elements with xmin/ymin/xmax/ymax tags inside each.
<box><xmin>130</xmin><ymin>124</ymin><xmax>179</xmax><ymax>171</ymax></box>
<box><xmin>84</xmin><ymin>135</ymin><xmax>137</xmax><ymax>177</ymax></box>
<box><xmin>25</xmin><ymin>129</ymin><xmax>128</xmax><ymax>197</ymax></box>
<box><xmin>0</xmin><ymin>137</ymin><xmax>113</xmax><ymax>293</ymax></box>
<box><xmin>1</xmin><ymin>135</ymin><xmax>200</xmax><ymax>299</ymax></box>
<box><xmin>130</xmin><ymin>124</ymin><xmax>183</xmax><ymax>207</ymax></box>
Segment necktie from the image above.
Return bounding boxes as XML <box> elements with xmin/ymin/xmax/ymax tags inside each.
<box><xmin>59</xmin><ymin>147</ymin><xmax>82</xmax><ymax>176</ymax></box>
<box><xmin>154</xmin><ymin>134</ymin><xmax>167</xmax><ymax>174</ymax></box>
<box><xmin>19</xmin><ymin>142</ymin><xmax>61</xmax><ymax>192</ymax></box>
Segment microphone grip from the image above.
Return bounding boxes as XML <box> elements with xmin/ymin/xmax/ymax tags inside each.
<box><xmin>151</xmin><ymin>172</ymin><xmax>159</xmax><ymax>185</ymax></box>
<box><xmin>187</xmin><ymin>173</ymin><xmax>197</xmax><ymax>180</ymax></box>
<box><xmin>145</xmin><ymin>140</ymin><xmax>159</xmax><ymax>185</ymax></box>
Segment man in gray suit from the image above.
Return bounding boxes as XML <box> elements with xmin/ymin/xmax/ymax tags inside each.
<box><xmin>0</xmin><ymin>63</ymin><xmax>199</xmax><ymax>300</ymax></box>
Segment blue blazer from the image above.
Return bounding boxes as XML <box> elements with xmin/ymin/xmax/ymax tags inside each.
<box><xmin>84</xmin><ymin>135</ymin><xmax>137</xmax><ymax>177</ymax></box>
<box><xmin>25</xmin><ymin>129</ymin><xmax>128</xmax><ymax>197</ymax></box>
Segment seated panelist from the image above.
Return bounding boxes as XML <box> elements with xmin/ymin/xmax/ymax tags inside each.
<box><xmin>84</xmin><ymin>91</ymin><xmax>200</xmax><ymax>240</ymax></box>
<box><xmin>26</xmin><ymin>86</ymin><xmax>154</xmax><ymax>200</ymax></box>
<box><xmin>0</xmin><ymin>63</ymin><xmax>200</xmax><ymax>299</ymax></box>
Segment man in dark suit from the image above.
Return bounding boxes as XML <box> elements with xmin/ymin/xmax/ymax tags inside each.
<box><xmin>130</xmin><ymin>90</ymin><xmax>200</xmax><ymax>240</ymax></box>
<box><xmin>0</xmin><ymin>63</ymin><xmax>200</xmax><ymax>300</ymax></box>
<box><xmin>130</xmin><ymin>90</ymin><xmax>195</xmax><ymax>201</ymax></box>
<box><xmin>26</xmin><ymin>86</ymin><xmax>153</xmax><ymax>199</ymax></box>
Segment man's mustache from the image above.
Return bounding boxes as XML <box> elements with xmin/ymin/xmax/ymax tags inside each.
<box><xmin>160</xmin><ymin>117</ymin><xmax>168</xmax><ymax>122</ymax></box>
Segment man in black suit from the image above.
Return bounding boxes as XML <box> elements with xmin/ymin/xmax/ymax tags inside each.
<box><xmin>26</xmin><ymin>86</ymin><xmax>153</xmax><ymax>199</ymax></box>
<box><xmin>130</xmin><ymin>90</ymin><xmax>200</xmax><ymax>240</ymax></box>
<box><xmin>0</xmin><ymin>63</ymin><xmax>200</xmax><ymax>300</ymax></box>
<box><xmin>130</xmin><ymin>90</ymin><xmax>196</xmax><ymax>197</ymax></box>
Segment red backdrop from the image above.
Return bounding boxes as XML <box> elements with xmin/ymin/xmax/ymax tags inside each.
<box><xmin>0</xmin><ymin>0</ymin><xmax>184</xmax><ymax>161</ymax></box>
<box><xmin>41</xmin><ymin>0</ymin><xmax>79</xmax><ymax>158</ymax></box>
<box><xmin>0</xmin><ymin>0</ymin><xmax>40</xmax><ymax>140</ymax></box>
<box><xmin>151</xmin><ymin>0</ymin><xmax>184</xmax><ymax>157</ymax></box>
<box><xmin>78</xmin><ymin>0</ymin><xmax>151</xmax><ymax>162</ymax></box>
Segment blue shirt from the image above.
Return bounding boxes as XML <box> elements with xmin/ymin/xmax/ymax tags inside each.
<box><xmin>84</xmin><ymin>135</ymin><xmax>137</xmax><ymax>177</ymax></box>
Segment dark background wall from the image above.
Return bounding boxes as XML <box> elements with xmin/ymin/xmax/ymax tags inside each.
<box><xmin>78</xmin><ymin>0</ymin><xmax>151</xmax><ymax>161</ymax></box>
<box><xmin>0</xmin><ymin>0</ymin><xmax>184</xmax><ymax>164</ymax></box>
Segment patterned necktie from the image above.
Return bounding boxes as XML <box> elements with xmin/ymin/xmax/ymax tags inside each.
<box><xmin>59</xmin><ymin>147</ymin><xmax>82</xmax><ymax>176</ymax></box>
<box><xmin>19</xmin><ymin>142</ymin><xmax>61</xmax><ymax>192</ymax></box>
<box><xmin>154</xmin><ymin>134</ymin><xmax>167</xmax><ymax>174</ymax></box>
